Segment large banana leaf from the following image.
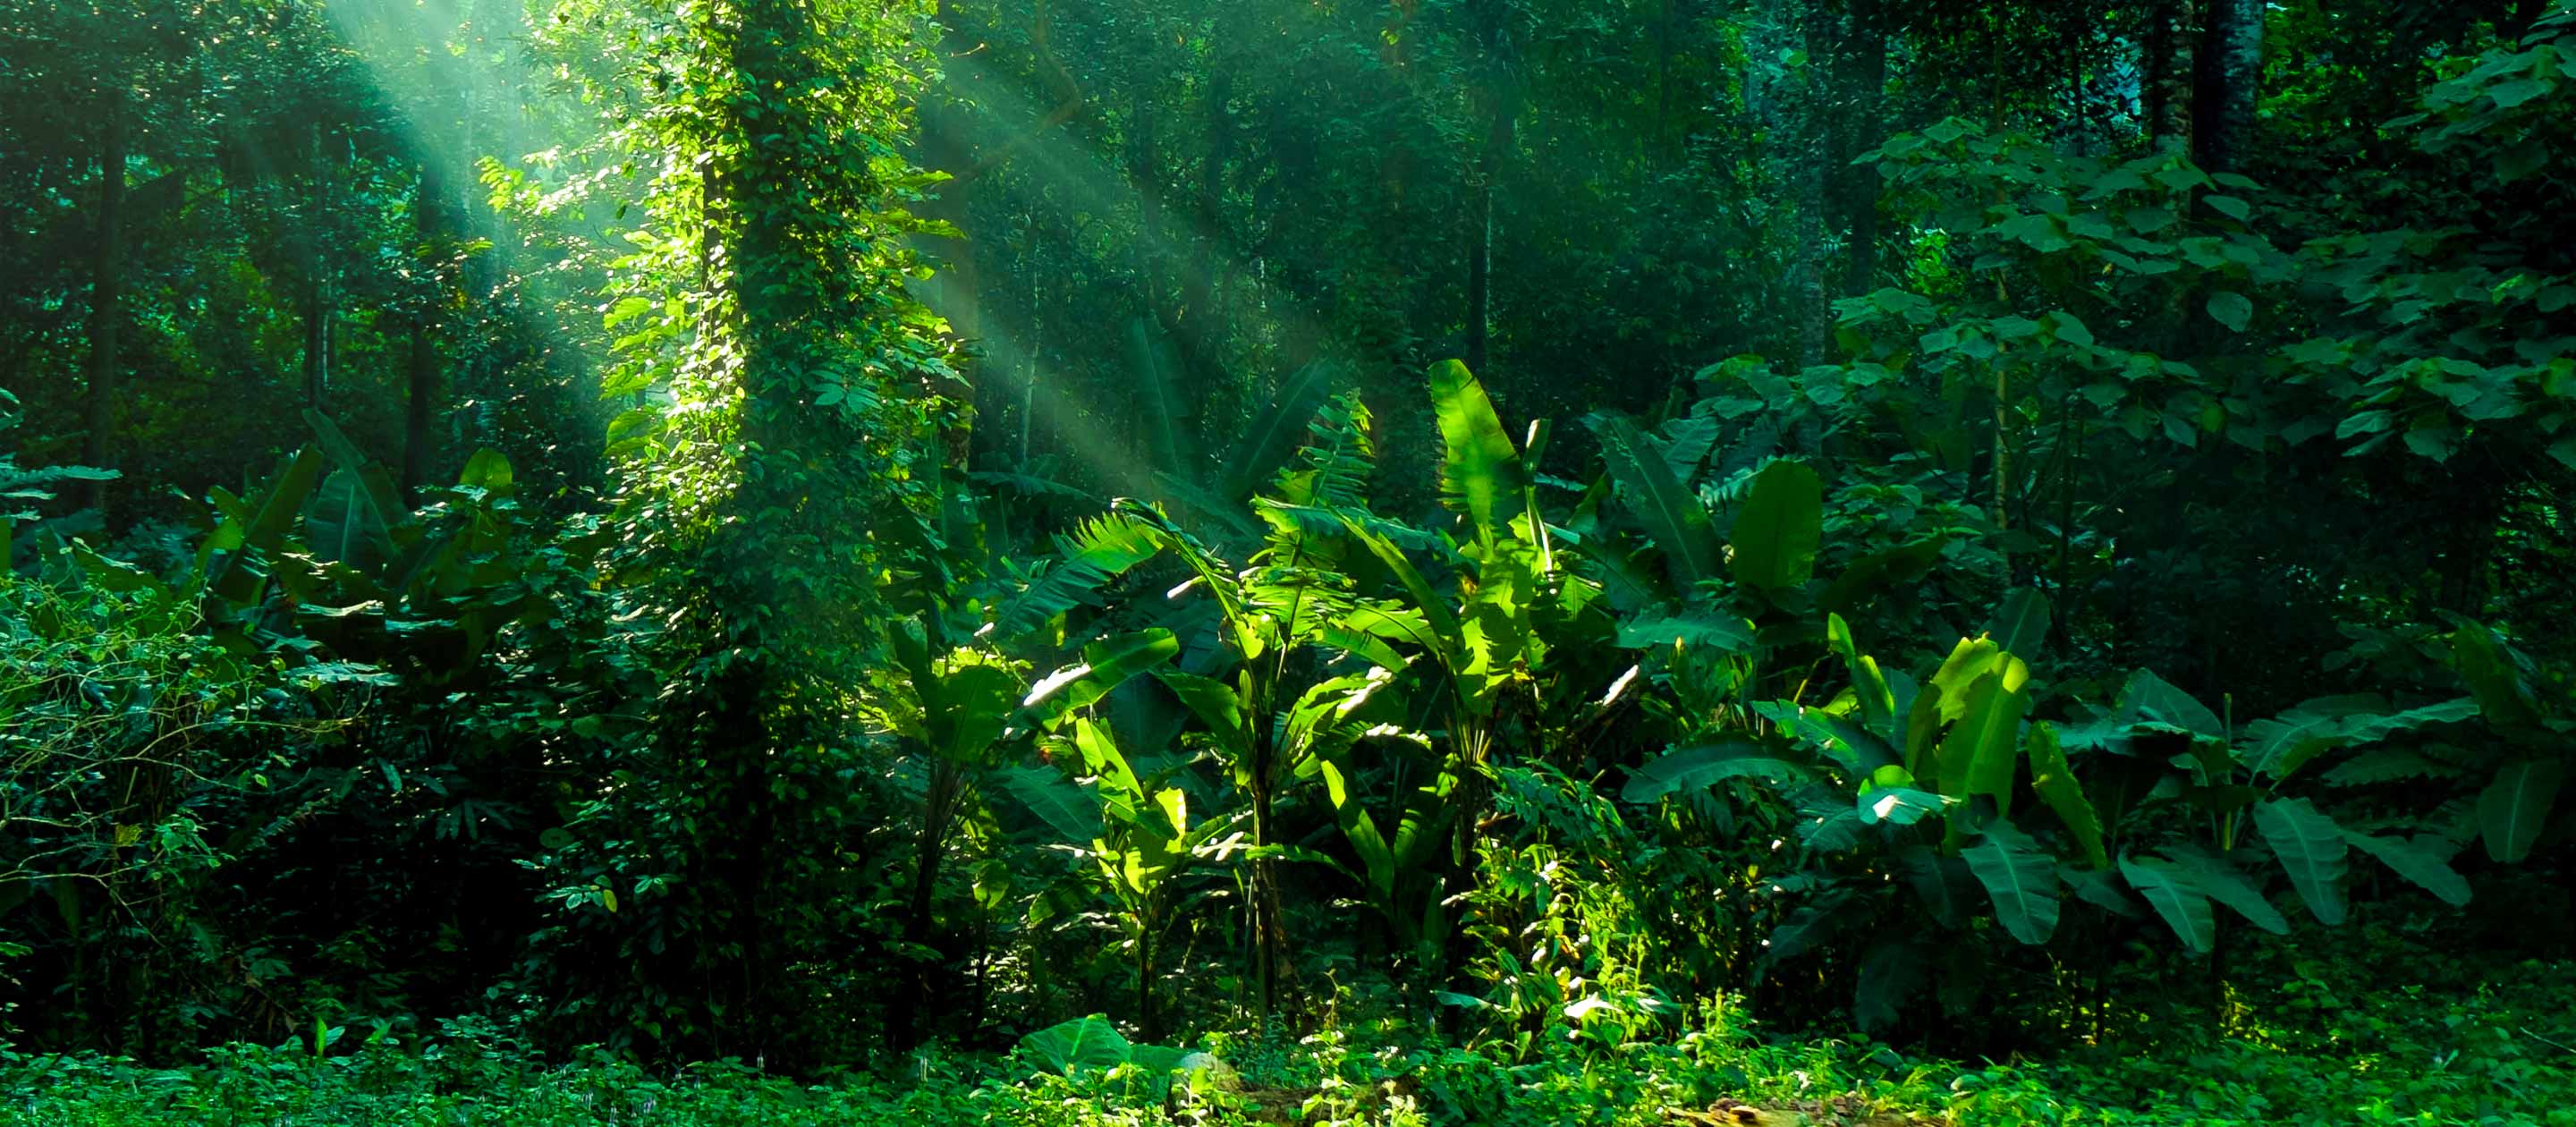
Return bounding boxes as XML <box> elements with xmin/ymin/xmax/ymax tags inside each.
<box><xmin>1590</xmin><ymin>411</ymin><xmax>1723</xmax><ymax>591</ymax></box>
<box><xmin>1126</xmin><ymin>317</ymin><xmax>1186</xmax><ymax>481</ymax></box>
<box><xmin>207</xmin><ymin>446</ymin><xmax>326</xmax><ymax>608</ymax></box>
<box><xmin>1962</xmin><ymin>822</ymin><xmax>2060</xmax><ymax>945</ymax></box>
<box><xmin>2253</xmin><ymin>797</ymin><xmax>2350</xmax><ymax>925</ymax></box>
<box><xmin>2119</xmin><ymin>854</ymin><xmax>2216</xmax><ymax>953</ymax></box>
<box><xmin>2343</xmin><ymin>830</ymin><xmax>2470</xmax><ymax>905</ymax></box>
<box><xmin>1727</xmin><ymin>459</ymin><xmax>1823</xmax><ymax>592</ymax></box>
<box><xmin>2162</xmin><ymin>843</ymin><xmax>2289</xmax><ymax>934</ymax></box>
<box><xmin>1428</xmin><ymin>360</ymin><xmax>1526</xmax><ymax>544</ymax></box>
<box><xmin>1623</xmin><ymin>741</ymin><xmax>1814</xmax><ymax>803</ymax></box>
<box><xmin>2477</xmin><ymin>759</ymin><xmax>2563</xmax><ymax>863</ymax></box>
<box><xmin>2024</xmin><ymin>724</ymin><xmax>2107</xmax><ymax>869</ymax></box>
<box><xmin>1984</xmin><ymin>588</ymin><xmax>2051</xmax><ymax>659</ymax></box>
<box><xmin>1023</xmin><ymin>628</ymin><xmax>1179</xmax><ymax>715</ymax></box>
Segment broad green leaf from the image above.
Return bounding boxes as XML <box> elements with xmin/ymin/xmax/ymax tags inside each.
<box><xmin>2120</xmin><ymin>855</ymin><xmax>2216</xmax><ymax>953</ymax></box>
<box><xmin>1615</xmin><ymin>610</ymin><xmax>1755</xmax><ymax>652</ymax></box>
<box><xmin>2162</xmin><ymin>843</ymin><xmax>2289</xmax><ymax>934</ymax></box>
<box><xmin>2025</xmin><ymin>724</ymin><xmax>2107</xmax><ymax>869</ymax></box>
<box><xmin>1728</xmin><ymin>460</ymin><xmax>1824</xmax><ymax>591</ymax></box>
<box><xmin>993</xmin><ymin>766</ymin><xmax>1104</xmax><ymax>842</ymax></box>
<box><xmin>1962</xmin><ymin>822</ymin><xmax>2060</xmax><ymax>945</ymax></box>
<box><xmin>1321</xmin><ymin>759</ymin><xmax>1394</xmax><ymax>894</ymax></box>
<box><xmin>1984</xmin><ymin>589</ymin><xmax>2051</xmax><ymax>659</ymax></box>
<box><xmin>2116</xmin><ymin>668</ymin><xmax>2224</xmax><ymax>739</ymax></box>
<box><xmin>1024</xmin><ymin>629</ymin><xmax>1178</xmax><ymax>712</ymax></box>
<box><xmin>2478</xmin><ymin>760</ymin><xmax>2563</xmax><ymax>863</ymax></box>
<box><xmin>1428</xmin><ymin>360</ymin><xmax>1526</xmax><ymax>543</ymax></box>
<box><xmin>1942</xmin><ymin>663</ymin><xmax>2032</xmax><ymax>807</ymax></box>
<box><xmin>1623</xmin><ymin>742</ymin><xmax>1813</xmax><ymax>803</ymax></box>
<box><xmin>1154</xmin><ymin>671</ymin><xmax>1248</xmax><ymax>758</ymax></box>
<box><xmin>1590</xmin><ymin>412</ymin><xmax>1724</xmax><ymax>589</ymax></box>
<box><xmin>458</xmin><ymin>448</ymin><xmax>513</xmax><ymax>492</ymax></box>
<box><xmin>1858</xmin><ymin>786</ymin><xmax>1952</xmax><ymax>826</ymax></box>
<box><xmin>2253</xmin><ymin>797</ymin><xmax>2350</xmax><ymax>925</ymax></box>
<box><xmin>2343</xmin><ymin>831</ymin><xmax>2470</xmax><ymax>905</ymax></box>
<box><xmin>1826</xmin><ymin>614</ymin><xmax>1895</xmax><ymax>733</ymax></box>
<box><xmin>1018</xmin><ymin>1015</ymin><xmax>1132</xmax><ymax>1074</ymax></box>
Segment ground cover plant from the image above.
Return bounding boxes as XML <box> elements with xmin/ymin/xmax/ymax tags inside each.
<box><xmin>4</xmin><ymin>0</ymin><xmax>2576</xmax><ymax>1123</ymax></box>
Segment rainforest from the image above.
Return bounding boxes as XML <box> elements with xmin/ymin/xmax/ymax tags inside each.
<box><xmin>3</xmin><ymin>1</ymin><xmax>2574</xmax><ymax>1123</ymax></box>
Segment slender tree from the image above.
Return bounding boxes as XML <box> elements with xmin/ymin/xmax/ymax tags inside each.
<box><xmin>78</xmin><ymin>86</ymin><xmax>125</xmax><ymax>512</ymax></box>
<box><xmin>2193</xmin><ymin>0</ymin><xmax>2263</xmax><ymax>173</ymax></box>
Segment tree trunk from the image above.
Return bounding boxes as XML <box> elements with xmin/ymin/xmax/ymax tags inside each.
<box><xmin>1838</xmin><ymin>0</ymin><xmax>1886</xmax><ymax>296</ymax></box>
<box><xmin>2192</xmin><ymin>0</ymin><xmax>2262</xmax><ymax>174</ymax></box>
<box><xmin>402</xmin><ymin>163</ymin><xmax>443</xmax><ymax>503</ymax></box>
<box><xmin>1465</xmin><ymin>4</ymin><xmax>1513</xmax><ymax>376</ymax></box>
<box><xmin>302</xmin><ymin>123</ymin><xmax>332</xmax><ymax>412</ymax></box>
<box><xmin>2145</xmin><ymin>0</ymin><xmax>2191</xmax><ymax>153</ymax></box>
<box><xmin>79</xmin><ymin>86</ymin><xmax>125</xmax><ymax>514</ymax></box>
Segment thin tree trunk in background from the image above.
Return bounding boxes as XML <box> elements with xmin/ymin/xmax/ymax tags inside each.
<box><xmin>1465</xmin><ymin>175</ymin><xmax>1490</xmax><ymax>375</ymax></box>
<box><xmin>302</xmin><ymin>123</ymin><xmax>332</xmax><ymax>412</ymax></box>
<box><xmin>80</xmin><ymin>86</ymin><xmax>126</xmax><ymax>513</ymax></box>
<box><xmin>1178</xmin><ymin>63</ymin><xmax>1229</xmax><ymax>449</ymax></box>
<box><xmin>1791</xmin><ymin>2</ymin><xmax>1832</xmax><ymax>366</ymax></box>
<box><xmin>2145</xmin><ymin>0</ymin><xmax>2191</xmax><ymax>153</ymax></box>
<box><xmin>1465</xmin><ymin>12</ymin><xmax>1512</xmax><ymax>377</ymax></box>
<box><xmin>403</xmin><ymin>163</ymin><xmax>443</xmax><ymax>503</ymax></box>
<box><xmin>1838</xmin><ymin>0</ymin><xmax>1885</xmax><ymax>295</ymax></box>
<box><xmin>2193</xmin><ymin>0</ymin><xmax>2262</xmax><ymax>174</ymax></box>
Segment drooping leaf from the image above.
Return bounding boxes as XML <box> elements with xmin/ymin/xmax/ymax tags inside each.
<box><xmin>1623</xmin><ymin>742</ymin><xmax>1813</xmax><ymax>803</ymax></box>
<box><xmin>2253</xmin><ymin>797</ymin><xmax>2350</xmax><ymax>925</ymax></box>
<box><xmin>1962</xmin><ymin>822</ymin><xmax>2060</xmax><ymax>945</ymax></box>
<box><xmin>994</xmin><ymin>766</ymin><xmax>1105</xmax><ymax>843</ymax></box>
<box><xmin>2024</xmin><ymin>724</ymin><xmax>2107</xmax><ymax>869</ymax></box>
<box><xmin>2478</xmin><ymin>759</ymin><xmax>2563</xmax><ymax>863</ymax></box>
<box><xmin>1727</xmin><ymin>459</ymin><xmax>1824</xmax><ymax>591</ymax></box>
<box><xmin>2343</xmin><ymin>831</ymin><xmax>2471</xmax><ymax>905</ymax></box>
<box><xmin>1984</xmin><ymin>588</ymin><xmax>2051</xmax><ymax>659</ymax></box>
<box><xmin>2116</xmin><ymin>668</ymin><xmax>2224</xmax><ymax>739</ymax></box>
<box><xmin>2162</xmin><ymin>843</ymin><xmax>2289</xmax><ymax>934</ymax></box>
<box><xmin>1428</xmin><ymin>360</ymin><xmax>1526</xmax><ymax>543</ymax></box>
<box><xmin>1589</xmin><ymin>411</ymin><xmax>1723</xmax><ymax>590</ymax></box>
<box><xmin>2120</xmin><ymin>855</ymin><xmax>2216</xmax><ymax>953</ymax></box>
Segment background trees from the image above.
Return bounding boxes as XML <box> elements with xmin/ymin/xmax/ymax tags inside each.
<box><xmin>2</xmin><ymin>0</ymin><xmax>2572</xmax><ymax>1077</ymax></box>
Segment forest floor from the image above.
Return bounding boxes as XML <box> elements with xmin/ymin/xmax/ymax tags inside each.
<box><xmin>8</xmin><ymin>916</ymin><xmax>2572</xmax><ymax>1127</ymax></box>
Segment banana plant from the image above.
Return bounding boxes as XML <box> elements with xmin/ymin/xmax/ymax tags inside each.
<box><xmin>869</xmin><ymin>612</ymin><xmax>1177</xmax><ymax>980</ymax></box>
<box><xmin>1046</xmin><ymin>716</ymin><xmax>1252</xmax><ymax>1040</ymax></box>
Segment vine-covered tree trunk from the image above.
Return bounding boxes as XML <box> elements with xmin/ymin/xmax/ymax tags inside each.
<box><xmin>2192</xmin><ymin>0</ymin><xmax>2262</xmax><ymax>174</ymax></box>
<box><xmin>79</xmin><ymin>86</ymin><xmax>124</xmax><ymax>513</ymax></box>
